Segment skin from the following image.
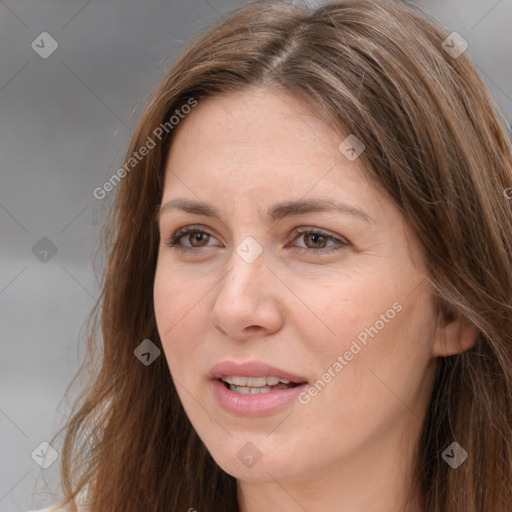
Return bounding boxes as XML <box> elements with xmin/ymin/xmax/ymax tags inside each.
<box><xmin>153</xmin><ymin>87</ymin><xmax>477</xmax><ymax>512</ymax></box>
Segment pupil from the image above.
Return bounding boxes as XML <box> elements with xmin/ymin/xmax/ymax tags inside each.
<box><xmin>192</xmin><ymin>232</ymin><xmax>208</xmax><ymax>246</ymax></box>
<box><xmin>306</xmin><ymin>233</ymin><xmax>326</xmax><ymax>248</ymax></box>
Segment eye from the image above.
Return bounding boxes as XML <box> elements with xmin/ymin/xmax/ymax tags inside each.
<box><xmin>164</xmin><ymin>225</ymin><xmax>349</xmax><ymax>255</ymax></box>
<box><xmin>291</xmin><ymin>226</ymin><xmax>348</xmax><ymax>255</ymax></box>
<box><xmin>165</xmin><ymin>225</ymin><xmax>218</xmax><ymax>251</ymax></box>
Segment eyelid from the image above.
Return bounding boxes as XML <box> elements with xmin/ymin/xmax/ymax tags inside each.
<box><xmin>165</xmin><ymin>224</ymin><xmax>222</xmax><ymax>248</ymax></box>
<box><xmin>164</xmin><ymin>224</ymin><xmax>349</xmax><ymax>254</ymax></box>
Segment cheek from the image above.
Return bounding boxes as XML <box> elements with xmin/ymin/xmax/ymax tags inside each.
<box><xmin>154</xmin><ymin>265</ymin><xmax>192</xmax><ymax>365</ymax></box>
<box><xmin>336</xmin><ymin>288</ymin><xmax>435</xmax><ymax>415</ymax></box>
<box><xmin>310</xmin><ymin>274</ymin><xmax>434</xmax><ymax>387</ymax></box>
<box><xmin>153</xmin><ymin>261</ymin><xmax>215</xmax><ymax>379</ymax></box>
<box><xmin>297</xmin><ymin>273</ymin><xmax>403</xmax><ymax>354</ymax></box>
<box><xmin>153</xmin><ymin>265</ymin><xmax>174</xmax><ymax>338</ymax></box>
<box><xmin>154</xmin><ymin>259</ymin><xmax>197</xmax><ymax>331</ymax></box>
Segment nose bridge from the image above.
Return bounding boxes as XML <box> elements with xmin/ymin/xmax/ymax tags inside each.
<box><xmin>218</xmin><ymin>235</ymin><xmax>267</xmax><ymax>302</ymax></box>
<box><xmin>209</xmin><ymin>234</ymin><xmax>282</xmax><ymax>337</ymax></box>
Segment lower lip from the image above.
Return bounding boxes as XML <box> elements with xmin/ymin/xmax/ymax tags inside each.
<box><xmin>211</xmin><ymin>379</ymin><xmax>308</xmax><ymax>416</ymax></box>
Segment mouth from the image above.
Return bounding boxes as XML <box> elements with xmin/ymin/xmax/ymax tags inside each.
<box><xmin>219</xmin><ymin>375</ymin><xmax>301</xmax><ymax>394</ymax></box>
<box><xmin>209</xmin><ymin>360</ymin><xmax>309</xmax><ymax>415</ymax></box>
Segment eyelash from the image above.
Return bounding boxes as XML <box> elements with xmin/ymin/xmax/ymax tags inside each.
<box><xmin>164</xmin><ymin>225</ymin><xmax>349</xmax><ymax>256</ymax></box>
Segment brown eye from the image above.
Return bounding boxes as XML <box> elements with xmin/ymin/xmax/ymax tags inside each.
<box><xmin>292</xmin><ymin>227</ymin><xmax>349</xmax><ymax>255</ymax></box>
<box><xmin>302</xmin><ymin>232</ymin><xmax>329</xmax><ymax>249</ymax></box>
<box><xmin>185</xmin><ymin>231</ymin><xmax>210</xmax><ymax>247</ymax></box>
<box><xmin>166</xmin><ymin>226</ymin><xmax>217</xmax><ymax>251</ymax></box>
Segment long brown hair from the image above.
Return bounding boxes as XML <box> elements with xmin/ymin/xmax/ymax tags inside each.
<box><xmin>52</xmin><ymin>1</ymin><xmax>512</xmax><ymax>510</ymax></box>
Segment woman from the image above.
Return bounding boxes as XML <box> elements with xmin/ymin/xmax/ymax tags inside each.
<box><xmin>33</xmin><ymin>0</ymin><xmax>512</xmax><ymax>511</ymax></box>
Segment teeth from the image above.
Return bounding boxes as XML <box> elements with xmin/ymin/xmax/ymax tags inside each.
<box><xmin>251</xmin><ymin>386</ymin><xmax>271</xmax><ymax>394</ymax></box>
<box><xmin>220</xmin><ymin>376</ymin><xmax>299</xmax><ymax>395</ymax></box>
<box><xmin>221</xmin><ymin>376</ymin><xmax>293</xmax><ymax>386</ymax></box>
<box><xmin>229</xmin><ymin>384</ymin><xmax>291</xmax><ymax>394</ymax></box>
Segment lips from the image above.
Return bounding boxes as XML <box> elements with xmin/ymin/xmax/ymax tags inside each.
<box><xmin>208</xmin><ymin>360</ymin><xmax>309</xmax><ymax>415</ymax></box>
<box><xmin>209</xmin><ymin>360</ymin><xmax>308</xmax><ymax>385</ymax></box>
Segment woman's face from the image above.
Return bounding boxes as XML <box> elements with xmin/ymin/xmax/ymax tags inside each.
<box><xmin>154</xmin><ymin>87</ymin><xmax>440</xmax><ymax>486</ymax></box>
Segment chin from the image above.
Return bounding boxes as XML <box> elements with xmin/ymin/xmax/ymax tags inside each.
<box><xmin>207</xmin><ymin>443</ymin><xmax>305</xmax><ymax>483</ymax></box>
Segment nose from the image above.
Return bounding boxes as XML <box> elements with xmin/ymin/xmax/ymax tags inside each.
<box><xmin>209</xmin><ymin>245</ymin><xmax>284</xmax><ymax>341</ymax></box>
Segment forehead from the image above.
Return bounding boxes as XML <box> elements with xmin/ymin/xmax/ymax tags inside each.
<box><xmin>163</xmin><ymin>87</ymin><xmax>370</xmax><ymax>195</ymax></box>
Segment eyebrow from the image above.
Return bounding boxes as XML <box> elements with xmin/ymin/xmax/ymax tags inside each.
<box><xmin>158</xmin><ymin>198</ymin><xmax>374</xmax><ymax>224</ymax></box>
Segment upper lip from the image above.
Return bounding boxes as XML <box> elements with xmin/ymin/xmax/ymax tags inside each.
<box><xmin>209</xmin><ymin>360</ymin><xmax>308</xmax><ymax>384</ymax></box>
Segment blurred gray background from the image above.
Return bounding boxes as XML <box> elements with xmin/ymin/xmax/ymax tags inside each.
<box><xmin>1</xmin><ymin>0</ymin><xmax>511</xmax><ymax>510</ymax></box>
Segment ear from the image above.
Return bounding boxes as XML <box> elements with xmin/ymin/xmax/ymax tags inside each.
<box><xmin>432</xmin><ymin>305</ymin><xmax>478</xmax><ymax>357</ymax></box>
